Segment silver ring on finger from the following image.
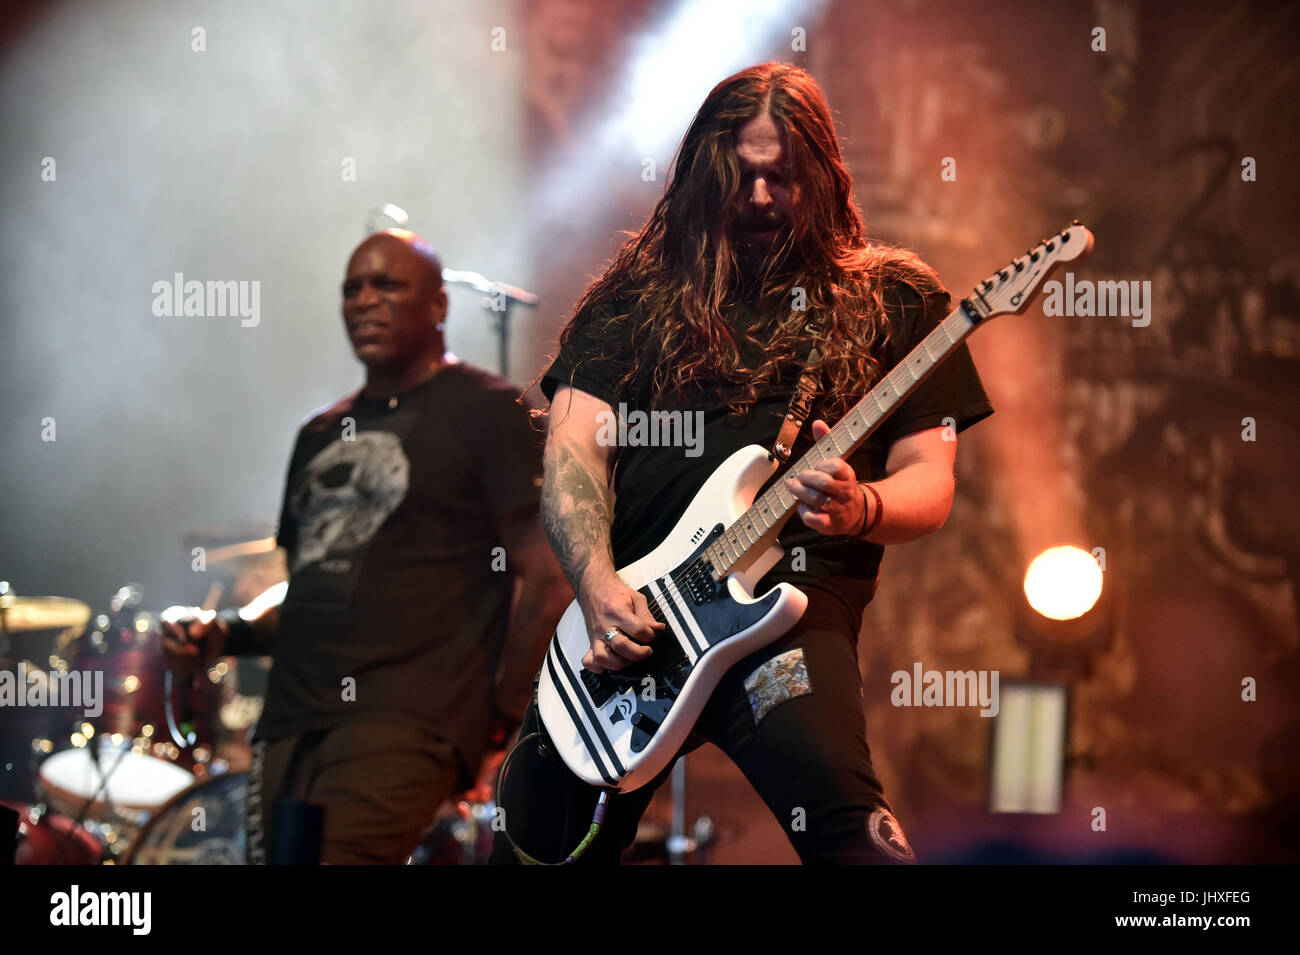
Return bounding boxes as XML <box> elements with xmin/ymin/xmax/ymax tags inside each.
<box><xmin>603</xmin><ymin>628</ymin><xmax>622</xmax><ymax>646</ymax></box>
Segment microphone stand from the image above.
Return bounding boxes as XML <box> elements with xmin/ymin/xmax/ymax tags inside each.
<box><xmin>441</xmin><ymin>269</ymin><xmax>539</xmax><ymax>378</ymax></box>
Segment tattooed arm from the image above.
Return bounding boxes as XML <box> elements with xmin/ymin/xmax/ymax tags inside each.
<box><xmin>545</xmin><ymin>385</ymin><xmax>663</xmax><ymax>673</ymax></box>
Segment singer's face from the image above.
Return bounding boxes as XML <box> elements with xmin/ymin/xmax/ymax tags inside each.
<box><xmin>341</xmin><ymin>235</ymin><xmax>445</xmax><ymax>369</ymax></box>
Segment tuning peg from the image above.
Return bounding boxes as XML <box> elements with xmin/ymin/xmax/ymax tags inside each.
<box><xmin>981</xmin><ymin>279</ymin><xmax>993</xmax><ymax>291</ymax></box>
<box><xmin>1061</xmin><ymin>230</ymin><xmax>1070</xmax><ymax>242</ymax></box>
<box><xmin>999</xmin><ymin>269</ymin><xmax>1009</xmax><ymax>281</ymax></box>
<box><xmin>1029</xmin><ymin>249</ymin><xmax>1040</xmax><ymax>262</ymax></box>
<box><xmin>1013</xmin><ymin>257</ymin><xmax>1024</xmax><ymax>271</ymax></box>
<box><xmin>1046</xmin><ymin>241</ymin><xmax>1055</xmax><ymax>250</ymax></box>
<box><xmin>1072</xmin><ymin>218</ymin><xmax>1081</xmax><ymax>226</ymax></box>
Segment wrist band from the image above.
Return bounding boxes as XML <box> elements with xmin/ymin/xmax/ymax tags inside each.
<box><xmin>852</xmin><ymin>486</ymin><xmax>870</xmax><ymax>537</ymax></box>
<box><xmin>857</xmin><ymin>483</ymin><xmax>883</xmax><ymax>539</ymax></box>
<box><xmin>217</xmin><ymin>608</ymin><xmax>256</xmax><ymax>656</ymax></box>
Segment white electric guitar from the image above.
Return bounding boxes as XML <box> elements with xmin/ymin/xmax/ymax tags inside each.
<box><xmin>539</xmin><ymin>222</ymin><xmax>1095</xmax><ymax>791</ymax></box>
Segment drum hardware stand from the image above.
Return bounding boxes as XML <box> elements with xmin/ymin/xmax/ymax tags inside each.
<box><xmin>68</xmin><ymin>586</ymin><xmax>147</xmax><ymax>831</ymax></box>
<box><xmin>60</xmin><ymin>585</ymin><xmax>155</xmax><ymax>857</ymax></box>
<box><xmin>664</xmin><ymin>758</ymin><xmax>717</xmax><ymax>865</ymax></box>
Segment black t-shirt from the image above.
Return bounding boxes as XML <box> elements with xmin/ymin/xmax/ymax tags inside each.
<box><xmin>542</xmin><ymin>280</ymin><xmax>994</xmax><ymax>626</ymax></box>
<box><xmin>256</xmin><ymin>363</ymin><xmax>544</xmax><ymax>782</ymax></box>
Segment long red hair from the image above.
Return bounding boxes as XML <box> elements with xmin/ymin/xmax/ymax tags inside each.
<box><xmin>550</xmin><ymin>62</ymin><xmax>944</xmax><ymax>420</ymax></box>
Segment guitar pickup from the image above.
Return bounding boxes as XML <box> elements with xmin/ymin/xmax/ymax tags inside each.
<box><xmin>685</xmin><ymin>563</ymin><xmax>717</xmax><ymax>605</ymax></box>
<box><xmin>579</xmin><ymin>668</ymin><xmax>617</xmax><ymax>707</ymax></box>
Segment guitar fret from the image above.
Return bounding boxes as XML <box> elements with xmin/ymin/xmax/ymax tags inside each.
<box><xmin>776</xmin><ymin>484</ymin><xmax>793</xmax><ymax>509</ymax></box>
<box><xmin>730</xmin><ymin>527</ymin><xmax>745</xmax><ymax>553</ymax></box>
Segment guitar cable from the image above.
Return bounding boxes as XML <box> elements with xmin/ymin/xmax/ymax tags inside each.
<box><xmin>495</xmin><ymin>730</ymin><xmax>612</xmax><ymax>865</ymax></box>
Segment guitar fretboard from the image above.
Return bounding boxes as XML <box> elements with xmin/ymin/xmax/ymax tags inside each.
<box><xmin>702</xmin><ymin>303</ymin><xmax>980</xmax><ymax>577</ymax></box>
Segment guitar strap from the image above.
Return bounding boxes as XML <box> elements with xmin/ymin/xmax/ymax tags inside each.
<box><xmin>769</xmin><ymin>315</ymin><xmax>824</xmax><ymax>463</ymax></box>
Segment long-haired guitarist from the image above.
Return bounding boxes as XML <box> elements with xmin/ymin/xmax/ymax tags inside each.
<box><xmin>494</xmin><ymin>63</ymin><xmax>994</xmax><ymax>864</ymax></box>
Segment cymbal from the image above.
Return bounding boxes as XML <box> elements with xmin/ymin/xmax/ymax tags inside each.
<box><xmin>182</xmin><ymin>520</ymin><xmax>278</xmax><ymax>566</ymax></box>
<box><xmin>0</xmin><ymin>594</ymin><xmax>91</xmax><ymax>634</ymax></box>
<box><xmin>204</xmin><ymin>537</ymin><xmax>278</xmax><ymax>564</ymax></box>
<box><xmin>182</xmin><ymin>520</ymin><xmax>276</xmax><ymax>550</ymax></box>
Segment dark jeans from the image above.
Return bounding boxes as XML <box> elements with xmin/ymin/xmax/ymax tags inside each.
<box><xmin>491</xmin><ymin>591</ymin><xmax>916</xmax><ymax>865</ymax></box>
<box><xmin>249</xmin><ymin>718</ymin><xmax>463</xmax><ymax>865</ymax></box>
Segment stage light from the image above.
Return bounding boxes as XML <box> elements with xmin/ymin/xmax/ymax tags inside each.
<box><xmin>536</xmin><ymin>0</ymin><xmax>825</xmax><ymax>222</ymax></box>
<box><xmin>992</xmin><ymin>546</ymin><xmax>1112</xmax><ymax>815</ymax></box>
<box><xmin>989</xmin><ymin>681</ymin><xmax>1068</xmax><ymax>814</ymax></box>
<box><xmin>1023</xmin><ymin>545</ymin><xmax>1103</xmax><ymax>621</ymax></box>
<box><xmin>618</xmin><ymin>0</ymin><xmax>823</xmax><ymax>155</ymax></box>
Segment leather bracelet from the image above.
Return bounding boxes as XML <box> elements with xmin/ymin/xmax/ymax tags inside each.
<box><xmin>851</xmin><ymin>485</ymin><xmax>871</xmax><ymax>537</ymax></box>
<box><xmin>856</xmin><ymin>483</ymin><xmax>884</xmax><ymax>539</ymax></box>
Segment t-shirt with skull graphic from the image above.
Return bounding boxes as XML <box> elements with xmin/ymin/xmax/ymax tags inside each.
<box><xmin>254</xmin><ymin>362</ymin><xmax>544</xmax><ymax>783</ymax></box>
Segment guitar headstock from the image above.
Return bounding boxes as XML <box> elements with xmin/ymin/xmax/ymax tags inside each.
<box><xmin>964</xmin><ymin>221</ymin><xmax>1095</xmax><ymax>321</ymax></box>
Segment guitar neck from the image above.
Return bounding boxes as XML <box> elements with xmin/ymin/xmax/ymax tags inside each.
<box><xmin>704</xmin><ymin>301</ymin><xmax>983</xmax><ymax>577</ymax></box>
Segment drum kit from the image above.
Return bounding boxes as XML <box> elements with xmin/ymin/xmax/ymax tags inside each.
<box><xmin>0</xmin><ymin>525</ymin><xmax>279</xmax><ymax>866</ymax></box>
<box><xmin>2</xmin><ymin>523</ymin><xmax>723</xmax><ymax>865</ymax></box>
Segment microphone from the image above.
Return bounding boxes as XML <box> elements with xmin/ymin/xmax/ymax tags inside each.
<box><xmin>363</xmin><ymin>203</ymin><xmax>409</xmax><ymax>234</ymax></box>
<box><xmin>442</xmin><ymin>268</ymin><xmax>540</xmax><ymax>308</ymax></box>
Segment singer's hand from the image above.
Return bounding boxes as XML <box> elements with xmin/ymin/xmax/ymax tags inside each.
<box><xmin>159</xmin><ymin>616</ymin><xmax>227</xmax><ymax>672</ymax></box>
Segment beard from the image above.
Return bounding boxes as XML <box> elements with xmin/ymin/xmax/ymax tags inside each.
<box><xmin>733</xmin><ymin>211</ymin><xmax>799</xmax><ymax>294</ymax></box>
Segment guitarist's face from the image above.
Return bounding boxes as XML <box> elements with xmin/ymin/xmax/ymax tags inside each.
<box><xmin>734</xmin><ymin>112</ymin><xmax>799</xmax><ymax>250</ymax></box>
